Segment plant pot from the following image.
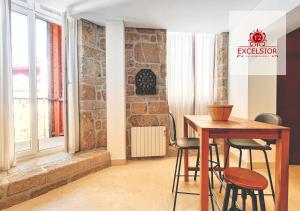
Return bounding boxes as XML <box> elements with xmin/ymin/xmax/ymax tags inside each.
<box><xmin>208</xmin><ymin>105</ymin><xmax>233</xmax><ymax>121</ymax></box>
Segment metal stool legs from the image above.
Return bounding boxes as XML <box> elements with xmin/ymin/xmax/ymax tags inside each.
<box><xmin>258</xmin><ymin>190</ymin><xmax>266</xmax><ymax>211</ymax></box>
<box><xmin>173</xmin><ymin>148</ymin><xmax>215</xmax><ymax>211</ymax></box>
<box><xmin>172</xmin><ymin>149</ymin><xmax>180</xmax><ymax>192</ymax></box>
<box><xmin>241</xmin><ymin>189</ymin><xmax>247</xmax><ymax>211</ymax></box>
<box><xmin>209</xmin><ymin>145</ymin><xmax>214</xmax><ymax>187</ymax></box>
<box><xmin>238</xmin><ymin>149</ymin><xmax>242</xmax><ymax>167</ymax></box>
<box><xmin>194</xmin><ymin>148</ymin><xmax>200</xmax><ymax>181</ymax></box>
<box><xmin>194</xmin><ymin>143</ymin><xmax>221</xmax><ymax>187</ymax></box>
<box><xmin>173</xmin><ymin>149</ymin><xmax>183</xmax><ymax>211</ymax></box>
<box><xmin>263</xmin><ymin>150</ymin><xmax>275</xmax><ymax>201</ymax></box>
<box><xmin>248</xmin><ymin>190</ymin><xmax>258</xmax><ymax>211</ymax></box>
<box><xmin>249</xmin><ymin>149</ymin><xmax>253</xmax><ymax>170</ymax></box>
<box><xmin>222</xmin><ymin>184</ymin><xmax>232</xmax><ymax>211</ymax></box>
<box><xmin>222</xmin><ymin>185</ymin><xmax>266</xmax><ymax>211</ymax></box>
<box><xmin>219</xmin><ymin>144</ymin><xmax>231</xmax><ymax>193</ymax></box>
<box><xmin>224</xmin><ymin>144</ymin><xmax>275</xmax><ymax>201</ymax></box>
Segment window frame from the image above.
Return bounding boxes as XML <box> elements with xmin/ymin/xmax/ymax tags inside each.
<box><xmin>11</xmin><ymin>3</ymin><xmax>66</xmax><ymax>160</ymax></box>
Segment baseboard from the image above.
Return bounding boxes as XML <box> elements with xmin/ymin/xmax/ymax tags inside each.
<box><xmin>111</xmin><ymin>159</ymin><xmax>127</xmax><ymax>165</ymax></box>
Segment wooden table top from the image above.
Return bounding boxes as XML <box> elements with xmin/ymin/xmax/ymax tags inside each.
<box><xmin>184</xmin><ymin>115</ymin><xmax>289</xmax><ymax>130</ymax></box>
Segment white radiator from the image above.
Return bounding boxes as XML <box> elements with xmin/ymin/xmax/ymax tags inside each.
<box><xmin>131</xmin><ymin>126</ymin><xmax>166</xmax><ymax>158</ymax></box>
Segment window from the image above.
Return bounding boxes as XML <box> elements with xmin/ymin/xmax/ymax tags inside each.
<box><xmin>11</xmin><ymin>4</ymin><xmax>64</xmax><ymax>157</ymax></box>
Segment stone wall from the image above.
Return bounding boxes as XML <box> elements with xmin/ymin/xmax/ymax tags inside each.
<box><xmin>78</xmin><ymin>19</ymin><xmax>107</xmax><ymax>150</ymax></box>
<box><xmin>214</xmin><ymin>32</ymin><xmax>229</xmax><ymax>104</ymax></box>
<box><xmin>125</xmin><ymin>28</ymin><xmax>169</xmax><ymax>158</ymax></box>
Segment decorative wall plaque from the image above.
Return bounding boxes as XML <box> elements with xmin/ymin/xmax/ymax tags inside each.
<box><xmin>135</xmin><ymin>69</ymin><xmax>156</xmax><ymax>95</ymax></box>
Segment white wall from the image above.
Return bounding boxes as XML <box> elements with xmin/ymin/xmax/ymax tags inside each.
<box><xmin>228</xmin><ymin>32</ymin><xmax>249</xmax><ymax>161</ymax></box>
<box><xmin>106</xmin><ymin>20</ymin><xmax>126</xmax><ymax>162</ymax></box>
<box><xmin>228</xmin><ymin>40</ymin><xmax>278</xmax><ymax>165</ymax></box>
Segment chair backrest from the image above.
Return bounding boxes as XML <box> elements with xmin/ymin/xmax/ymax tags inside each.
<box><xmin>168</xmin><ymin>113</ymin><xmax>177</xmax><ymax>145</ymax></box>
<box><xmin>255</xmin><ymin>113</ymin><xmax>282</xmax><ymax>145</ymax></box>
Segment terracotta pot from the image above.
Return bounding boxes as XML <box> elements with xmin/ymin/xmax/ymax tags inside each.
<box><xmin>208</xmin><ymin>104</ymin><xmax>233</xmax><ymax>121</ymax></box>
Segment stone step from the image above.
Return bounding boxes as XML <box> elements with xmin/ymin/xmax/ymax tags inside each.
<box><xmin>0</xmin><ymin>149</ymin><xmax>111</xmax><ymax>209</ymax></box>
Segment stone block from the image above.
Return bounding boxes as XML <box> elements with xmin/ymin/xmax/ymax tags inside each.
<box><xmin>80</xmin><ymin>58</ymin><xmax>101</xmax><ymax>78</ymax></box>
<box><xmin>101</xmin><ymin>90</ymin><xmax>106</xmax><ymax>101</ymax></box>
<box><xmin>94</xmin><ymin>110</ymin><xmax>106</xmax><ymax>120</ymax></box>
<box><xmin>81</xmin><ymin>20</ymin><xmax>96</xmax><ymax>47</ymax></box>
<box><xmin>159</xmin><ymin>115</ymin><xmax>169</xmax><ymax>127</ymax></box>
<box><xmin>98</xmin><ymin>38</ymin><xmax>106</xmax><ymax>50</ymax></box>
<box><xmin>31</xmin><ymin>180</ymin><xmax>68</xmax><ymax>198</ymax></box>
<box><xmin>92</xmin><ymin>151</ymin><xmax>111</xmax><ymax>168</ymax></box>
<box><xmin>131</xmin><ymin>103</ymin><xmax>147</xmax><ymax>114</ymax></box>
<box><xmin>79</xmin><ymin>76</ymin><xmax>105</xmax><ymax>86</ymax></box>
<box><xmin>80</xmin><ymin>112</ymin><xmax>95</xmax><ymax>150</ymax></box>
<box><xmin>125</xmin><ymin>27</ymin><xmax>137</xmax><ymax>33</ymax></box>
<box><xmin>128</xmin><ymin>76</ymin><xmax>135</xmax><ymax>84</ymax></box>
<box><xmin>134</xmin><ymin>43</ymin><xmax>160</xmax><ymax>63</ymax></box>
<box><xmin>125</xmin><ymin>43</ymin><xmax>134</xmax><ymax>49</ymax></box>
<box><xmin>80</xmin><ymin>101</ymin><xmax>106</xmax><ymax>110</ymax></box>
<box><xmin>80</xmin><ymin>84</ymin><xmax>96</xmax><ymax>100</ymax></box>
<box><xmin>0</xmin><ymin>193</ymin><xmax>29</xmax><ymax>210</ymax></box>
<box><xmin>126</xmin><ymin>85</ymin><xmax>135</xmax><ymax>96</ymax></box>
<box><xmin>101</xmin><ymin>120</ymin><xmax>107</xmax><ymax>129</ymax></box>
<box><xmin>129</xmin><ymin>115</ymin><xmax>159</xmax><ymax>127</ymax></box>
<box><xmin>82</xmin><ymin>46</ymin><xmax>105</xmax><ymax>60</ymax></box>
<box><xmin>46</xmin><ymin>159</ymin><xmax>92</xmax><ymax>183</ymax></box>
<box><xmin>96</xmin><ymin>26</ymin><xmax>105</xmax><ymax>38</ymax></box>
<box><xmin>148</xmin><ymin>102</ymin><xmax>169</xmax><ymax>114</ymax></box>
<box><xmin>136</xmin><ymin>28</ymin><xmax>156</xmax><ymax>34</ymax></box>
<box><xmin>150</xmin><ymin>35</ymin><xmax>157</xmax><ymax>42</ymax></box>
<box><xmin>0</xmin><ymin>179</ymin><xmax>8</xmax><ymax>199</ymax></box>
<box><xmin>96</xmin><ymin>130</ymin><xmax>107</xmax><ymax>147</ymax></box>
<box><xmin>7</xmin><ymin>171</ymin><xmax>46</xmax><ymax>195</ymax></box>
<box><xmin>95</xmin><ymin>121</ymin><xmax>102</xmax><ymax>129</ymax></box>
<box><xmin>126</xmin><ymin>96</ymin><xmax>146</xmax><ymax>103</ymax></box>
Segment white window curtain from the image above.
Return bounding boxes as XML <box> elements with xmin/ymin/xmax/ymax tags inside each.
<box><xmin>167</xmin><ymin>32</ymin><xmax>194</xmax><ymax>137</ymax></box>
<box><xmin>194</xmin><ymin>34</ymin><xmax>215</xmax><ymax>115</ymax></box>
<box><xmin>63</xmin><ymin>13</ymin><xmax>79</xmax><ymax>154</ymax></box>
<box><xmin>167</xmin><ymin>32</ymin><xmax>215</xmax><ymax>137</ymax></box>
<box><xmin>0</xmin><ymin>0</ymin><xmax>15</xmax><ymax>170</ymax></box>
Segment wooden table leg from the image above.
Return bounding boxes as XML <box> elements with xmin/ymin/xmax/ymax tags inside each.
<box><xmin>200</xmin><ymin>129</ymin><xmax>209</xmax><ymax>211</ymax></box>
<box><xmin>275</xmin><ymin>129</ymin><xmax>290</xmax><ymax>211</ymax></box>
<box><xmin>223</xmin><ymin>139</ymin><xmax>230</xmax><ymax>168</ymax></box>
<box><xmin>184</xmin><ymin>118</ymin><xmax>189</xmax><ymax>182</ymax></box>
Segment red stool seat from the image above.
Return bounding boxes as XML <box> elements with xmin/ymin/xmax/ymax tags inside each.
<box><xmin>224</xmin><ymin>167</ymin><xmax>268</xmax><ymax>190</ymax></box>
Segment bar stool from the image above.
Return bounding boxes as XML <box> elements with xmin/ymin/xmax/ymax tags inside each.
<box><xmin>222</xmin><ymin>168</ymin><xmax>268</xmax><ymax>211</ymax></box>
<box><xmin>168</xmin><ymin>113</ymin><xmax>221</xmax><ymax>192</ymax></box>
<box><xmin>224</xmin><ymin>113</ymin><xmax>282</xmax><ymax>200</ymax></box>
<box><xmin>168</xmin><ymin>113</ymin><xmax>216</xmax><ymax>211</ymax></box>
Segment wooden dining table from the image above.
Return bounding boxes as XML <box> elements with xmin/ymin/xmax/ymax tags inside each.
<box><xmin>183</xmin><ymin>115</ymin><xmax>290</xmax><ymax>211</ymax></box>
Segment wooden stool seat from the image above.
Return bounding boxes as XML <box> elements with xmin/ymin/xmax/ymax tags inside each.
<box><xmin>224</xmin><ymin>167</ymin><xmax>268</xmax><ymax>190</ymax></box>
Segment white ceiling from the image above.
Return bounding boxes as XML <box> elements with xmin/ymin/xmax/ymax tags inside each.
<box><xmin>39</xmin><ymin>0</ymin><xmax>262</xmax><ymax>32</ymax></box>
<box><xmin>38</xmin><ymin>0</ymin><xmax>300</xmax><ymax>33</ymax></box>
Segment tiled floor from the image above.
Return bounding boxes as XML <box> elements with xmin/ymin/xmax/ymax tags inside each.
<box><xmin>5</xmin><ymin>156</ymin><xmax>300</xmax><ymax>211</ymax></box>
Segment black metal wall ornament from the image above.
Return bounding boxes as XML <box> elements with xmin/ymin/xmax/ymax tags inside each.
<box><xmin>135</xmin><ymin>69</ymin><xmax>157</xmax><ymax>95</ymax></box>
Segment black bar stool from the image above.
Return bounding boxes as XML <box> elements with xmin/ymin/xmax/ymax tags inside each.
<box><xmin>168</xmin><ymin>113</ymin><xmax>216</xmax><ymax>211</ymax></box>
<box><xmin>168</xmin><ymin>113</ymin><xmax>221</xmax><ymax>190</ymax></box>
<box><xmin>222</xmin><ymin>167</ymin><xmax>268</xmax><ymax>211</ymax></box>
<box><xmin>224</xmin><ymin>113</ymin><xmax>282</xmax><ymax>201</ymax></box>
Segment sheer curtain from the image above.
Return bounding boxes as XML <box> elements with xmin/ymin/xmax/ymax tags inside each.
<box><xmin>167</xmin><ymin>32</ymin><xmax>194</xmax><ymax>137</ymax></box>
<box><xmin>0</xmin><ymin>0</ymin><xmax>15</xmax><ymax>170</ymax></box>
<box><xmin>167</xmin><ymin>32</ymin><xmax>216</xmax><ymax>137</ymax></box>
<box><xmin>194</xmin><ymin>34</ymin><xmax>215</xmax><ymax>115</ymax></box>
<box><xmin>63</xmin><ymin>13</ymin><xmax>79</xmax><ymax>154</ymax></box>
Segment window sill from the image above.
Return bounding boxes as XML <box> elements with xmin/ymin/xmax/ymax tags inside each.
<box><xmin>16</xmin><ymin>146</ymin><xmax>65</xmax><ymax>163</ymax></box>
